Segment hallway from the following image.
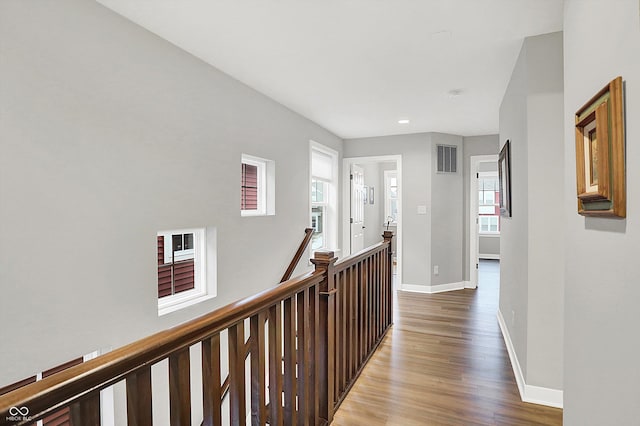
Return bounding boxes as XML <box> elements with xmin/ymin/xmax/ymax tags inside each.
<box><xmin>332</xmin><ymin>260</ymin><xmax>562</xmax><ymax>425</ymax></box>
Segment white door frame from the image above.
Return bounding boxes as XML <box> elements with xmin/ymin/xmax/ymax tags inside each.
<box><xmin>469</xmin><ymin>154</ymin><xmax>498</xmax><ymax>288</ymax></box>
<box><xmin>342</xmin><ymin>155</ymin><xmax>402</xmax><ymax>286</ymax></box>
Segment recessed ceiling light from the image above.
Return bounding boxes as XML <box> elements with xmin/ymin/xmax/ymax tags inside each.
<box><xmin>398</xmin><ymin>119</ymin><xmax>410</xmax><ymax>124</ymax></box>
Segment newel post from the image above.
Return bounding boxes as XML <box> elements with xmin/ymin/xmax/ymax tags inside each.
<box><xmin>311</xmin><ymin>250</ymin><xmax>338</xmax><ymax>424</ymax></box>
<box><xmin>383</xmin><ymin>230</ymin><xmax>394</xmax><ymax>324</ymax></box>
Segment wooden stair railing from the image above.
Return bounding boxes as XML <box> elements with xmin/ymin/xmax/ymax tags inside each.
<box><xmin>280</xmin><ymin>227</ymin><xmax>314</xmax><ymax>283</ymax></box>
<box><xmin>0</xmin><ymin>231</ymin><xmax>394</xmax><ymax>426</ymax></box>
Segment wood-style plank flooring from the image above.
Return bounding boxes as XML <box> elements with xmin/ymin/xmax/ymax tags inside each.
<box><xmin>332</xmin><ymin>260</ymin><xmax>562</xmax><ymax>425</ymax></box>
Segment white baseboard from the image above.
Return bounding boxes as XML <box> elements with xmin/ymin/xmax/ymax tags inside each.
<box><xmin>479</xmin><ymin>253</ymin><xmax>500</xmax><ymax>260</ymax></box>
<box><xmin>464</xmin><ymin>280</ymin><xmax>475</xmax><ymax>289</ymax></box>
<box><xmin>401</xmin><ymin>281</ymin><xmax>465</xmax><ymax>294</ymax></box>
<box><xmin>496</xmin><ymin>310</ymin><xmax>563</xmax><ymax>409</ymax></box>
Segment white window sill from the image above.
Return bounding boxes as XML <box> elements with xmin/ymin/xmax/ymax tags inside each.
<box><xmin>479</xmin><ymin>232</ymin><xmax>500</xmax><ymax>237</ymax></box>
<box><xmin>158</xmin><ymin>292</ymin><xmax>215</xmax><ymax>316</ymax></box>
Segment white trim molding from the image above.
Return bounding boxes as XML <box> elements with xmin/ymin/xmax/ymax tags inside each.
<box><xmin>479</xmin><ymin>254</ymin><xmax>500</xmax><ymax>260</ymax></box>
<box><xmin>401</xmin><ymin>281</ymin><xmax>466</xmax><ymax>294</ymax></box>
<box><xmin>497</xmin><ymin>310</ymin><xmax>564</xmax><ymax>409</ymax></box>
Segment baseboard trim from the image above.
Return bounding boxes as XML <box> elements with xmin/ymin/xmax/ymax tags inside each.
<box><xmin>496</xmin><ymin>310</ymin><xmax>564</xmax><ymax>409</ymax></box>
<box><xmin>401</xmin><ymin>282</ymin><xmax>465</xmax><ymax>294</ymax></box>
<box><xmin>479</xmin><ymin>254</ymin><xmax>500</xmax><ymax>260</ymax></box>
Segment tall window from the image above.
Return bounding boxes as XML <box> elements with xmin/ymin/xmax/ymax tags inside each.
<box><xmin>310</xmin><ymin>142</ymin><xmax>338</xmax><ymax>252</ymax></box>
<box><xmin>384</xmin><ymin>170</ymin><xmax>398</xmax><ymax>224</ymax></box>
<box><xmin>241</xmin><ymin>154</ymin><xmax>275</xmax><ymax>216</ymax></box>
<box><xmin>478</xmin><ymin>175</ymin><xmax>500</xmax><ymax>234</ymax></box>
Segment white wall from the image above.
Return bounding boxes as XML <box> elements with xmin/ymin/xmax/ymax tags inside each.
<box><xmin>563</xmin><ymin>1</ymin><xmax>640</xmax><ymax>424</ymax></box>
<box><xmin>0</xmin><ymin>0</ymin><xmax>342</xmax><ymax>392</ymax></box>
<box><xmin>499</xmin><ymin>31</ymin><xmax>564</xmax><ymax>393</ymax></box>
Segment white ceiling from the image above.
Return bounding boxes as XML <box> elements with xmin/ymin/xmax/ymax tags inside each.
<box><xmin>96</xmin><ymin>0</ymin><xmax>563</xmax><ymax>139</ymax></box>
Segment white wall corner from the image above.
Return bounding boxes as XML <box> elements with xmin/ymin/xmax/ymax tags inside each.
<box><xmin>497</xmin><ymin>310</ymin><xmax>563</xmax><ymax>409</ymax></box>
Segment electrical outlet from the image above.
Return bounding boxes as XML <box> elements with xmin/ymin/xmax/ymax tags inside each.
<box><xmin>434</xmin><ymin>265</ymin><xmax>439</xmax><ymax>275</ymax></box>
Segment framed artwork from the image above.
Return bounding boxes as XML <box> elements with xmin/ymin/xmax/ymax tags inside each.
<box><xmin>369</xmin><ymin>187</ymin><xmax>375</xmax><ymax>204</ymax></box>
<box><xmin>498</xmin><ymin>140</ymin><xmax>512</xmax><ymax>218</ymax></box>
<box><xmin>363</xmin><ymin>185</ymin><xmax>369</xmax><ymax>204</ymax></box>
<box><xmin>574</xmin><ymin>76</ymin><xmax>625</xmax><ymax>218</ymax></box>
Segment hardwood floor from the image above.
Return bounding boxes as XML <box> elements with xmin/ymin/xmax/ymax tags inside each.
<box><xmin>332</xmin><ymin>260</ymin><xmax>562</xmax><ymax>426</ymax></box>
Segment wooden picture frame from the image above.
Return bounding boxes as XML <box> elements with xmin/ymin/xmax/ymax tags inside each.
<box><xmin>498</xmin><ymin>140</ymin><xmax>512</xmax><ymax>218</ymax></box>
<box><xmin>574</xmin><ymin>76</ymin><xmax>625</xmax><ymax>218</ymax></box>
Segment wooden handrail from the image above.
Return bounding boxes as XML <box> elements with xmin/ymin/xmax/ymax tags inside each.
<box><xmin>0</xmin><ymin>231</ymin><xmax>395</xmax><ymax>426</ymax></box>
<box><xmin>280</xmin><ymin>227</ymin><xmax>314</xmax><ymax>283</ymax></box>
<box><xmin>0</xmin><ymin>271</ymin><xmax>323</xmax><ymax>420</ymax></box>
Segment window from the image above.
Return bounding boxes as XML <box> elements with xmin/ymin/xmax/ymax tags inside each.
<box><xmin>384</xmin><ymin>170</ymin><xmax>399</xmax><ymax>224</ymax></box>
<box><xmin>479</xmin><ymin>216</ymin><xmax>500</xmax><ymax>233</ymax></box>
<box><xmin>241</xmin><ymin>154</ymin><xmax>275</xmax><ymax>216</ymax></box>
<box><xmin>478</xmin><ymin>175</ymin><xmax>500</xmax><ymax>234</ymax></box>
<box><xmin>310</xmin><ymin>142</ymin><xmax>338</xmax><ymax>252</ymax></box>
<box><xmin>157</xmin><ymin>228</ymin><xmax>215</xmax><ymax>315</ymax></box>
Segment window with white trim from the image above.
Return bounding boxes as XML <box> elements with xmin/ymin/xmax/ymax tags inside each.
<box><xmin>310</xmin><ymin>142</ymin><xmax>338</xmax><ymax>252</ymax></box>
<box><xmin>384</xmin><ymin>170</ymin><xmax>398</xmax><ymax>224</ymax></box>
<box><xmin>241</xmin><ymin>154</ymin><xmax>275</xmax><ymax>216</ymax></box>
<box><xmin>157</xmin><ymin>228</ymin><xmax>215</xmax><ymax>315</ymax></box>
<box><xmin>478</xmin><ymin>175</ymin><xmax>500</xmax><ymax>234</ymax></box>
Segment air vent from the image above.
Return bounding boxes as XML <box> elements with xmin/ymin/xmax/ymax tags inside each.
<box><xmin>437</xmin><ymin>145</ymin><xmax>457</xmax><ymax>173</ymax></box>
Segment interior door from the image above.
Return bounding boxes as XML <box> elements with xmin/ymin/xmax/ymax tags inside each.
<box><xmin>350</xmin><ymin>164</ymin><xmax>365</xmax><ymax>253</ymax></box>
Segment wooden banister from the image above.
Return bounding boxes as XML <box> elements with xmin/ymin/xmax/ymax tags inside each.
<box><xmin>280</xmin><ymin>227</ymin><xmax>314</xmax><ymax>283</ymax></box>
<box><xmin>0</xmin><ymin>232</ymin><xmax>394</xmax><ymax>426</ymax></box>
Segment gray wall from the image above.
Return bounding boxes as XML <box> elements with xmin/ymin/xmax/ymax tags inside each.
<box><xmin>344</xmin><ymin>133</ymin><xmax>465</xmax><ymax>289</ymax></box>
<box><xmin>479</xmin><ymin>236</ymin><xmax>500</xmax><ymax>258</ymax></box>
<box><xmin>0</xmin><ymin>0</ymin><xmax>342</xmax><ymax>390</ymax></box>
<box><xmin>430</xmin><ymin>133</ymin><xmax>464</xmax><ymax>285</ymax></box>
<box><xmin>499</xmin><ymin>32</ymin><xmax>564</xmax><ymax>391</ymax></box>
<box><xmin>344</xmin><ymin>134</ymin><xmax>431</xmax><ymax>288</ymax></box>
<box><xmin>563</xmin><ymin>1</ymin><xmax>640</xmax><ymax>424</ymax></box>
<box><xmin>462</xmin><ymin>135</ymin><xmax>499</xmax><ymax>280</ymax></box>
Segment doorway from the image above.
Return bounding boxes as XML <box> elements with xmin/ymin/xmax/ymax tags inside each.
<box><xmin>469</xmin><ymin>155</ymin><xmax>500</xmax><ymax>289</ymax></box>
<box><xmin>343</xmin><ymin>155</ymin><xmax>402</xmax><ymax>287</ymax></box>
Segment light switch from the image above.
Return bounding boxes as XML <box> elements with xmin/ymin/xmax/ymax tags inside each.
<box><xmin>417</xmin><ymin>205</ymin><xmax>427</xmax><ymax>214</ymax></box>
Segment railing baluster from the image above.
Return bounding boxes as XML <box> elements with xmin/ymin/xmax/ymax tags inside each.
<box><xmin>202</xmin><ymin>334</ymin><xmax>222</xmax><ymax>426</ymax></box>
<box><xmin>283</xmin><ymin>295</ymin><xmax>297</xmax><ymax>424</ymax></box>
<box><xmin>126</xmin><ymin>365</ymin><xmax>152</xmax><ymax>426</ymax></box>
<box><xmin>296</xmin><ymin>289</ymin><xmax>311</xmax><ymax>426</ymax></box>
<box><xmin>308</xmin><ymin>283</ymin><xmax>319</xmax><ymax>424</ymax></box>
<box><xmin>228</xmin><ymin>322</ymin><xmax>246</xmax><ymax>426</ymax></box>
<box><xmin>250</xmin><ymin>312</ymin><xmax>267</xmax><ymax>426</ymax></box>
<box><xmin>169</xmin><ymin>347</ymin><xmax>191</xmax><ymax>426</ymax></box>
<box><xmin>334</xmin><ymin>272</ymin><xmax>341</xmax><ymax>400</ymax></box>
<box><xmin>349</xmin><ymin>265</ymin><xmax>356</xmax><ymax>379</ymax></box>
<box><xmin>70</xmin><ymin>391</ymin><xmax>100</xmax><ymax>426</ymax></box>
<box><xmin>340</xmin><ymin>270</ymin><xmax>347</xmax><ymax>394</ymax></box>
<box><xmin>268</xmin><ymin>303</ymin><xmax>283</xmax><ymax>425</ymax></box>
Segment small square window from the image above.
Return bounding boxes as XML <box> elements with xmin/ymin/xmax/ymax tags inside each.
<box><xmin>157</xmin><ymin>228</ymin><xmax>217</xmax><ymax>315</ymax></box>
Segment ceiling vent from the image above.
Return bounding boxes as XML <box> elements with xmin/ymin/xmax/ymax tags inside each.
<box><xmin>437</xmin><ymin>145</ymin><xmax>457</xmax><ymax>173</ymax></box>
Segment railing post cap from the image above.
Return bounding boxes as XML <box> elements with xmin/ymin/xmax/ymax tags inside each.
<box><xmin>383</xmin><ymin>230</ymin><xmax>394</xmax><ymax>239</ymax></box>
<box><xmin>310</xmin><ymin>250</ymin><xmax>337</xmax><ymax>266</ymax></box>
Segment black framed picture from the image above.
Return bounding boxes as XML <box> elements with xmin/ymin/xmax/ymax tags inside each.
<box><xmin>499</xmin><ymin>140</ymin><xmax>512</xmax><ymax>217</ymax></box>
